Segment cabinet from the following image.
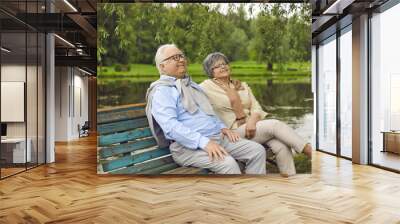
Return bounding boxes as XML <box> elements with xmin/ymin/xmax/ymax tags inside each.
<box><xmin>382</xmin><ymin>131</ymin><xmax>400</xmax><ymax>154</ymax></box>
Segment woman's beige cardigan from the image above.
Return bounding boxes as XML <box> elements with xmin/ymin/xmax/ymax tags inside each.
<box><xmin>199</xmin><ymin>79</ymin><xmax>268</xmax><ymax>129</ymax></box>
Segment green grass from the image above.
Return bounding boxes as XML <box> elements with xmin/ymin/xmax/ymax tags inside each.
<box><xmin>265</xmin><ymin>148</ymin><xmax>311</xmax><ymax>173</ymax></box>
<box><xmin>98</xmin><ymin>61</ymin><xmax>311</xmax><ymax>80</ymax></box>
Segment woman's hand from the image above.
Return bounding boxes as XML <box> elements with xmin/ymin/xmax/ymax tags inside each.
<box><xmin>221</xmin><ymin>128</ymin><xmax>240</xmax><ymax>142</ymax></box>
<box><xmin>244</xmin><ymin>113</ymin><xmax>261</xmax><ymax>139</ymax></box>
<box><xmin>245</xmin><ymin>121</ymin><xmax>257</xmax><ymax>139</ymax></box>
<box><xmin>236</xmin><ymin>117</ymin><xmax>247</xmax><ymax>126</ymax></box>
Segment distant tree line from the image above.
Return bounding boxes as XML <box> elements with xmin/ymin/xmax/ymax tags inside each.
<box><xmin>98</xmin><ymin>3</ymin><xmax>311</xmax><ymax>70</ymax></box>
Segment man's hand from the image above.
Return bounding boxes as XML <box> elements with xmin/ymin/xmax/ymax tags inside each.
<box><xmin>205</xmin><ymin>140</ymin><xmax>229</xmax><ymax>161</ymax></box>
<box><xmin>245</xmin><ymin>121</ymin><xmax>257</xmax><ymax>139</ymax></box>
<box><xmin>221</xmin><ymin>128</ymin><xmax>240</xmax><ymax>142</ymax></box>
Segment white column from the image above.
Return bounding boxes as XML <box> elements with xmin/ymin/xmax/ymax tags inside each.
<box><xmin>46</xmin><ymin>33</ymin><xmax>55</xmax><ymax>163</ymax></box>
<box><xmin>311</xmin><ymin>45</ymin><xmax>317</xmax><ymax>149</ymax></box>
<box><xmin>45</xmin><ymin>1</ymin><xmax>55</xmax><ymax>163</ymax></box>
<box><xmin>352</xmin><ymin>14</ymin><xmax>369</xmax><ymax>164</ymax></box>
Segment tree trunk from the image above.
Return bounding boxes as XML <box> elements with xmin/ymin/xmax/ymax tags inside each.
<box><xmin>267</xmin><ymin>62</ymin><xmax>273</xmax><ymax>71</ymax></box>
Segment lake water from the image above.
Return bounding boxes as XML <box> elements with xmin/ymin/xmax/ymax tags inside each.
<box><xmin>98</xmin><ymin>78</ymin><xmax>314</xmax><ymax>143</ymax></box>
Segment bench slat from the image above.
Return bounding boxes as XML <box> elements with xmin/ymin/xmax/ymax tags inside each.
<box><xmin>109</xmin><ymin>155</ymin><xmax>175</xmax><ymax>174</ymax></box>
<box><xmin>97</xmin><ymin>109</ymin><xmax>146</xmax><ymax>124</ymax></box>
<box><xmin>98</xmin><ymin>127</ymin><xmax>153</xmax><ymax>147</ymax></box>
<box><xmin>101</xmin><ymin>147</ymin><xmax>171</xmax><ymax>172</ymax></box>
<box><xmin>98</xmin><ymin>103</ymin><xmax>146</xmax><ymax>114</ymax></box>
<box><xmin>99</xmin><ymin>138</ymin><xmax>157</xmax><ymax>159</ymax></box>
<box><xmin>98</xmin><ymin>117</ymin><xmax>149</xmax><ymax>135</ymax></box>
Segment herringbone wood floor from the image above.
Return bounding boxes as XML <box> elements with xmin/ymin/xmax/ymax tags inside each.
<box><xmin>1</xmin><ymin>135</ymin><xmax>400</xmax><ymax>224</ymax></box>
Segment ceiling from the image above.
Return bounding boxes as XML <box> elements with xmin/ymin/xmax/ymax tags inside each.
<box><xmin>0</xmin><ymin>0</ymin><xmax>97</xmax><ymax>75</ymax></box>
<box><xmin>311</xmin><ymin>0</ymin><xmax>390</xmax><ymax>44</ymax></box>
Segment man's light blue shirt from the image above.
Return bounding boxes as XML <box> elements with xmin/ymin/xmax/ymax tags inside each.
<box><xmin>151</xmin><ymin>75</ymin><xmax>226</xmax><ymax>150</ymax></box>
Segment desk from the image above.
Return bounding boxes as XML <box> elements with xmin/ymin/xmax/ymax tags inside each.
<box><xmin>382</xmin><ymin>131</ymin><xmax>400</xmax><ymax>155</ymax></box>
<box><xmin>1</xmin><ymin>138</ymin><xmax>31</xmax><ymax>163</ymax></box>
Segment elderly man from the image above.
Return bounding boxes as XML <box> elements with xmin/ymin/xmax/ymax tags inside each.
<box><xmin>145</xmin><ymin>44</ymin><xmax>266</xmax><ymax>174</ymax></box>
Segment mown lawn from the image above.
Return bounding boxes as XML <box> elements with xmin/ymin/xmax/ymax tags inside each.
<box><xmin>98</xmin><ymin>61</ymin><xmax>311</xmax><ymax>83</ymax></box>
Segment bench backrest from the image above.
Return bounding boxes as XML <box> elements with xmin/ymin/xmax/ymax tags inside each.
<box><xmin>97</xmin><ymin>103</ymin><xmax>180</xmax><ymax>174</ymax></box>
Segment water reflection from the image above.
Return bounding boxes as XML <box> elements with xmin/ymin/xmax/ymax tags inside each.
<box><xmin>98</xmin><ymin>79</ymin><xmax>313</xmax><ymax>142</ymax></box>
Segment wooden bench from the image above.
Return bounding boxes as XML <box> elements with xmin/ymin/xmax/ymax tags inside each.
<box><xmin>97</xmin><ymin>103</ymin><xmax>311</xmax><ymax>174</ymax></box>
<box><xmin>97</xmin><ymin>103</ymin><xmax>209</xmax><ymax>174</ymax></box>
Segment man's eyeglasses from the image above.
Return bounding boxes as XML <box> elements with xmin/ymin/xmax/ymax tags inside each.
<box><xmin>161</xmin><ymin>53</ymin><xmax>186</xmax><ymax>62</ymax></box>
<box><xmin>212</xmin><ymin>62</ymin><xmax>228</xmax><ymax>70</ymax></box>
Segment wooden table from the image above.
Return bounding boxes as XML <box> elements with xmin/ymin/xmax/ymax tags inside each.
<box><xmin>1</xmin><ymin>138</ymin><xmax>32</xmax><ymax>164</ymax></box>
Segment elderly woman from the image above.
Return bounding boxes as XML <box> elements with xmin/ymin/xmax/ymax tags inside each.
<box><xmin>199</xmin><ymin>52</ymin><xmax>312</xmax><ymax>177</ymax></box>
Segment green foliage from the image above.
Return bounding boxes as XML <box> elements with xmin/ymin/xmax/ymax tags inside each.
<box><xmin>293</xmin><ymin>153</ymin><xmax>312</xmax><ymax>173</ymax></box>
<box><xmin>98</xmin><ymin>3</ymin><xmax>311</xmax><ymax>69</ymax></box>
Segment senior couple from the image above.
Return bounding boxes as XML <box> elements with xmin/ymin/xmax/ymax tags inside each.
<box><xmin>146</xmin><ymin>44</ymin><xmax>312</xmax><ymax>176</ymax></box>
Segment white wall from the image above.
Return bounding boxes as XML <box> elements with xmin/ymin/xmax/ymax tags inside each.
<box><xmin>74</xmin><ymin>72</ymin><xmax>89</xmax><ymax>137</ymax></box>
<box><xmin>1</xmin><ymin>65</ymin><xmax>27</xmax><ymax>137</ymax></box>
<box><xmin>1</xmin><ymin>65</ymin><xmax>26</xmax><ymax>81</ymax></box>
<box><xmin>1</xmin><ymin>63</ymin><xmax>46</xmax><ymax>164</ymax></box>
<box><xmin>54</xmin><ymin>67</ymin><xmax>89</xmax><ymax>141</ymax></box>
<box><xmin>55</xmin><ymin>66</ymin><xmax>69</xmax><ymax>141</ymax></box>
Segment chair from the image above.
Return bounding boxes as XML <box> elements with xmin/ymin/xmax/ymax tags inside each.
<box><xmin>78</xmin><ymin>121</ymin><xmax>90</xmax><ymax>138</ymax></box>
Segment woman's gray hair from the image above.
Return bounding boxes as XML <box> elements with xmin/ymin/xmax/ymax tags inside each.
<box><xmin>155</xmin><ymin>43</ymin><xmax>178</xmax><ymax>74</ymax></box>
<box><xmin>202</xmin><ymin>52</ymin><xmax>230</xmax><ymax>78</ymax></box>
